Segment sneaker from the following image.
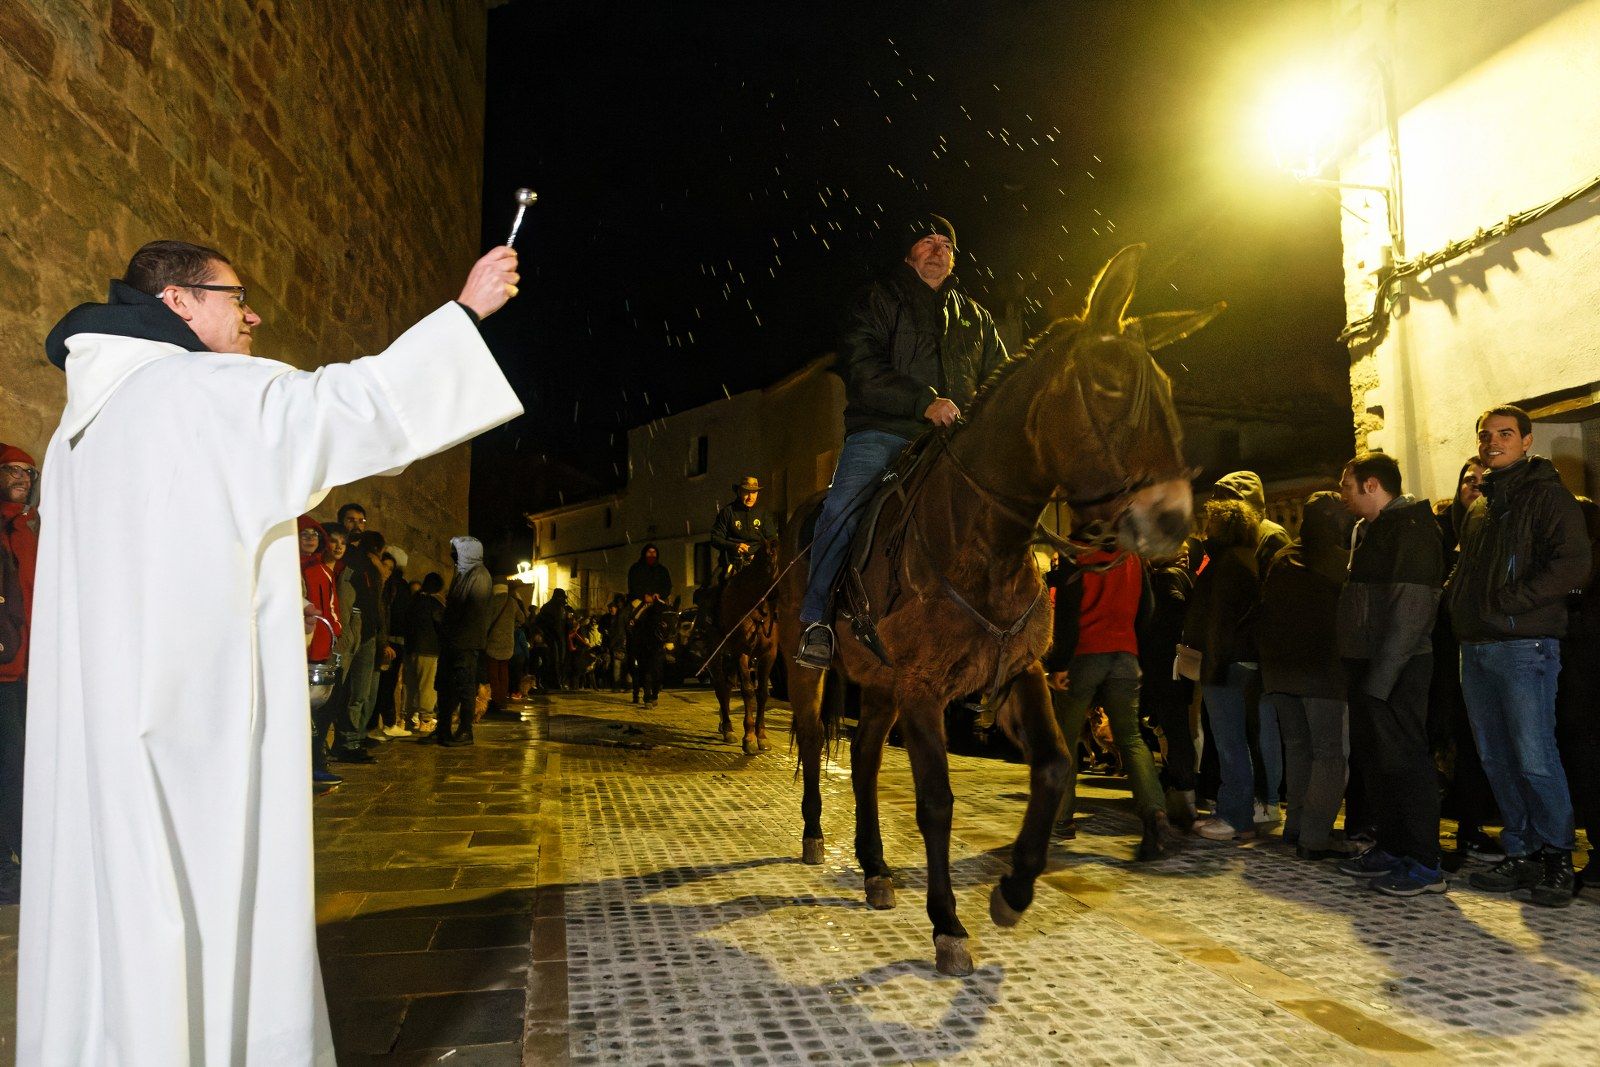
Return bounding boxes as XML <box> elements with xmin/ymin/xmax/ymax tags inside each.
<box><xmin>1530</xmin><ymin>847</ymin><xmax>1575</xmax><ymax>908</ymax></box>
<box><xmin>1370</xmin><ymin>858</ymin><xmax>1447</xmax><ymax>897</ymax></box>
<box><xmin>1054</xmin><ymin>819</ymin><xmax>1078</xmax><ymax>840</ymax></box>
<box><xmin>1194</xmin><ymin>818</ymin><xmax>1243</xmax><ymax>841</ymax></box>
<box><xmin>445</xmin><ymin>732</ymin><xmax>475</xmax><ymax>747</ymax></box>
<box><xmin>331</xmin><ymin>748</ymin><xmax>376</xmax><ymax>764</ymax></box>
<box><xmin>1253</xmin><ymin>801</ymin><xmax>1281</xmax><ymax>825</ymax></box>
<box><xmin>312</xmin><ymin>768</ymin><xmax>343</xmax><ymax>786</ymax></box>
<box><xmin>1338</xmin><ymin>848</ymin><xmax>1402</xmax><ymax>877</ymax></box>
<box><xmin>416</xmin><ymin>720</ymin><xmax>436</xmax><ymax>735</ymax></box>
<box><xmin>366</xmin><ymin>728</ymin><xmax>389</xmax><ymax>743</ymax></box>
<box><xmin>795</xmin><ymin>622</ymin><xmax>834</xmax><ymax>669</ymax></box>
<box><xmin>1460</xmin><ymin>830</ymin><xmax>1507</xmax><ymax>864</ymax></box>
<box><xmin>384</xmin><ymin>723</ymin><xmax>413</xmax><ymax>738</ymax></box>
<box><xmin>1469</xmin><ymin>853</ymin><xmax>1542</xmax><ymax>893</ymax></box>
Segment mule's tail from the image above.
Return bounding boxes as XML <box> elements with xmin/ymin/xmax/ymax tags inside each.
<box><xmin>820</xmin><ymin>668</ymin><xmax>845</xmax><ymax>755</ymax></box>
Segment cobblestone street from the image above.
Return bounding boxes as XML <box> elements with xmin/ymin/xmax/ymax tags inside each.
<box><xmin>3</xmin><ymin>686</ymin><xmax>1600</xmax><ymax>1064</ymax></box>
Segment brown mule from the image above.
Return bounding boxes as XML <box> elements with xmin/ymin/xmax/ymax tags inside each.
<box><xmin>778</xmin><ymin>245</ymin><xmax>1218</xmax><ymax>976</ymax></box>
<box><xmin>705</xmin><ymin>540</ymin><xmax>781</xmax><ymax>754</ymax></box>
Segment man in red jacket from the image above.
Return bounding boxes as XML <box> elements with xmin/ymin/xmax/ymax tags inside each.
<box><xmin>1045</xmin><ymin>546</ymin><xmax>1172</xmax><ymax>861</ymax></box>
<box><xmin>0</xmin><ymin>444</ymin><xmax>39</xmax><ymax>904</ymax></box>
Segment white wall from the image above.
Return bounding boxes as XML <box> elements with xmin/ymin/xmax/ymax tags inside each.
<box><xmin>1340</xmin><ymin>0</ymin><xmax>1600</xmax><ymax>500</ymax></box>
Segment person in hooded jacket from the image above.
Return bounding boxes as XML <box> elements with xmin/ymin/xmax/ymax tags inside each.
<box><xmin>1258</xmin><ymin>492</ymin><xmax>1352</xmax><ymax>861</ymax></box>
<box><xmin>627</xmin><ymin>544</ymin><xmax>673</xmax><ymax>602</ymax></box>
<box><xmin>536</xmin><ymin>588</ymin><xmax>572</xmax><ymax>689</ymax></box>
<box><xmin>433</xmin><ymin>536</ymin><xmax>493</xmax><ymax>746</ymax></box>
<box><xmin>484</xmin><ymin>582</ymin><xmax>528</xmax><ymax>711</ymax></box>
<box><xmin>0</xmin><ymin>444</ymin><xmax>38</xmax><ymax>903</ymax></box>
<box><xmin>1185</xmin><ymin>498</ymin><xmax>1264</xmax><ymax>842</ymax></box>
<box><xmin>1450</xmin><ymin>405</ymin><xmax>1591</xmax><ymax>906</ymax></box>
<box><xmin>1210</xmin><ymin>469</ymin><xmax>1291</xmax><ymax>823</ymax></box>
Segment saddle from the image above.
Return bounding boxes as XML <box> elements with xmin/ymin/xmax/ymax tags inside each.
<box><xmin>806</xmin><ymin>433</ymin><xmax>945</xmax><ymax>666</ymax></box>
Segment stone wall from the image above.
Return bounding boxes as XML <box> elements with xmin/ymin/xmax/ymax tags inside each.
<box><xmin>0</xmin><ymin>0</ymin><xmax>490</xmax><ymax>578</ymax></box>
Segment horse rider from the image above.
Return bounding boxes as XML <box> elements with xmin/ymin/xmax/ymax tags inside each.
<box><xmin>711</xmin><ymin>475</ymin><xmax>778</xmax><ymax>578</ymax></box>
<box><xmin>795</xmin><ymin>212</ymin><xmax>1010</xmax><ymax>669</ymax></box>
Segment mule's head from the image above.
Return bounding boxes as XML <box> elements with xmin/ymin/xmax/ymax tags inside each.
<box><xmin>1027</xmin><ymin>244</ymin><xmax>1221</xmax><ymax>558</ymax></box>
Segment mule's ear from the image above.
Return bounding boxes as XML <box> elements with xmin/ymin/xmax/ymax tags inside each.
<box><xmin>1086</xmin><ymin>243</ymin><xmax>1146</xmax><ymax>330</ymax></box>
<box><xmin>1135</xmin><ymin>302</ymin><xmax>1227</xmax><ymax>351</ymax></box>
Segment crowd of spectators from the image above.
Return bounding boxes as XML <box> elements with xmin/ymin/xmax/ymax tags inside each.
<box><xmin>1048</xmin><ymin>403</ymin><xmax>1599</xmax><ymax>907</ymax></box>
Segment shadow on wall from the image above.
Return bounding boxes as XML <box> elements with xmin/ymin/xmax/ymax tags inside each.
<box><xmin>1406</xmin><ymin>192</ymin><xmax>1600</xmax><ymax>319</ymax></box>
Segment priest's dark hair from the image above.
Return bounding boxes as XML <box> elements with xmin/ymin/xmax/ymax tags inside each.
<box><xmin>122</xmin><ymin>240</ymin><xmax>232</xmax><ymax>297</ymax></box>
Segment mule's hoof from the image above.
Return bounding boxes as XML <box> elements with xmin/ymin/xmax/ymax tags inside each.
<box><xmin>720</xmin><ymin>729</ymin><xmax>736</xmax><ymax>744</ymax></box>
<box><xmin>743</xmin><ymin>735</ymin><xmax>760</xmax><ymax>755</ymax></box>
<box><xmin>802</xmin><ymin>837</ymin><xmax>825</xmax><ymax>865</ymax></box>
<box><xmin>865</xmin><ymin>875</ymin><xmax>896</xmax><ymax>910</ymax></box>
<box><xmin>934</xmin><ymin>934</ymin><xmax>975</xmax><ymax>977</ymax></box>
<box><xmin>757</xmin><ymin>734</ymin><xmax>771</xmax><ymax>752</ymax></box>
<box><xmin>989</xmin><ymin>883</ymin><xmax>1024</xmax><ymax>928</ymax></box>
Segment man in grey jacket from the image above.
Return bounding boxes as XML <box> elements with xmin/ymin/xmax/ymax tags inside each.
<box><xmin>1332</xmin><ymin>452</ymin><xmax>1447</xmax><ymax>896</ymax></box>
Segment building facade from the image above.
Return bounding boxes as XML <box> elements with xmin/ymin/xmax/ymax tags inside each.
<box><xmin>523</xmin><ymin>358</ymin><xmax>845</xmax><ymax>609</ymax></box>
<box><xmin>0</xmin><ymin>0</ymin><xmax>493</xmax><ymax>578</ymax></box>
<box><xmin>1335</xmin><ymin>0</ymin><xmax>1600</xmax><ymax>501</ymax></box>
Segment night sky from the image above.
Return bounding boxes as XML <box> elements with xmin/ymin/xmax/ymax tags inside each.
<box><xmin>471</xmin><ymin>0</ymin><xmax>1351</xmax><ymax>543</ymax></box>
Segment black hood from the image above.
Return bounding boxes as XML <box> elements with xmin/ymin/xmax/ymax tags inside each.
<box><xmin>44</xmin><ymin>280</ymin><xmax>207</xmax><ymax>369</ymax></box>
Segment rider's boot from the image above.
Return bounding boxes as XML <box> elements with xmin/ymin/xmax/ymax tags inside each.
<box><xmin>795</xmin><ymin>622</ymin><xmax>834</xmax><ymax>670</ymax></box>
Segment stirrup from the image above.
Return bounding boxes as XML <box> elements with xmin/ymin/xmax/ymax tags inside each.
<box><xmin>795</xmin><ymin>622</ymin><xmax>834</xmax><ymax>669</ymax></box>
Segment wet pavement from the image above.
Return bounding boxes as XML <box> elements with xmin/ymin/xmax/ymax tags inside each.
<box><xmin>2</xmin><ymin>687</ymin><xmax>1599</xmax><ymax>1064</ymax></box>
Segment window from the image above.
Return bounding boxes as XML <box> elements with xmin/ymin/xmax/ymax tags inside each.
<box><xmin>604</xmin><ymin>506</ymin><xmax>613</xmax><ymax>529</ymax></box>
<box><xmin>688</xmin><ymin>434</ymin><xmax>709</xmax><ymax>477</ymax></box>
<box><xmin>550</xmin><ymin>521</ymin><xmax>557</xmax><ymax>541</ymax></box>
<box><xmin>693</xmin><ymin>541</ymin><xmax>713</xmax><ymax>587</ymax></box>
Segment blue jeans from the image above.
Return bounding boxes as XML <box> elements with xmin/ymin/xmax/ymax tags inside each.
<box><xmin>1460</xmin><ymin>639</ymin><xmax>1575</xmax><ymax>855</ymax></box>
<box><xmin>1255</xmin><ymin>689</ymin><xmax>1283</xmax><ymax>806</ymax></box>
<box><xmin>338</xmin><ymin>638</ymin><xmax>377</xmax><ymax>753</ymax></box>
<box><xmin>1202</xmin><ymin>663</ymin><xmax>1258</xmax><ymax>832</ymax></box>
<box><xmin>800</xmin><ymin>430</ymin><xmax>911</xmax><ymax>624</ymax></box>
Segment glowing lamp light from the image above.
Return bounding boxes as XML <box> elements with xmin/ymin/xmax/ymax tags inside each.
<box><xmin>1259</xmin><ymin>70</ymin><xmax>1361</xmax><ymax>179</ymax></box>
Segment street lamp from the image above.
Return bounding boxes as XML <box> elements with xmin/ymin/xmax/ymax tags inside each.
<box><xmin>1259</xmin><ymin>58</ymin><xmax>1405</xmax><ymax>255</ymax></box>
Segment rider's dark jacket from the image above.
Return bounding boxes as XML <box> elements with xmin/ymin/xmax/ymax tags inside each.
<box><xmin>710</xmin><ymin>500</ymin><xmax>776</xmax><ymax>570</ymax></box>
<box><xmin>840</xmin><ymin>262</ymin><xmax>1009</xmax><ymax>441</ymax></box>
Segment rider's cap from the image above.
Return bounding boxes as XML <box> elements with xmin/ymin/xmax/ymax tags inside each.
<box><xmin>734</xmin><ymin>476</ymin><xmax>763</xmax><ymax>493</ymax></box>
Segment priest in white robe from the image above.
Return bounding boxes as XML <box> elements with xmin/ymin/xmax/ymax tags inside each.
<box><xmin>19</xmin><ymin>239</ymin><xmax>525</xmax><ymax>1065</ymax></box>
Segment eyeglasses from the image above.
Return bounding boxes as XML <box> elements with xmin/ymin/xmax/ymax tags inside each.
<box><xmin>0</xmin><ymin>467</ymin><xmax>35</xmax><ymax>482</ymax></box>
<box><xmin>186</xmin><ymin>283</ymin><xmax>249</xmax><ymax>308</ymax></box>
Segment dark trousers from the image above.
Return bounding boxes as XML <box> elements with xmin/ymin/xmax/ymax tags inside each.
<box><xmin>434</xmin><ymin>649</ymin><xmax>480</xmax><ymax>741</ymax></box>
<box><xmin>1145</xmin><ymin>675</ymin><xmax>1196</xmax><ymax>792</ymax></box>
<box><xmin>1347</xmin><ymin>655</ymin><xmax>1439</xmax><ymax>867</ymax></box>
<box><xmin>0</xmin><ymin>680</ymin><xmax>25</xmax><ymax>860</ymax></box>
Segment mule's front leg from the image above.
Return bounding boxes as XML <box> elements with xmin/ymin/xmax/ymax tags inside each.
<box><xmin>738</xmin><ymin>653</ymin><xmax>760</xmax><ymax>755</ymax></box>
<box><xmin>991</xmin><ymin>665</ymin><xmax>1071</xmax><ymax>928</ymax></box>
<box><xmin>789</xmin><ymin>665</ymin><xmax>828</xmax><ymax>864</ymax></box>
<box><xmin>901</xmin><ymin>705</ymin><xmax>972</xmax><ymax>976</ymax></box>
<box><xmin>754</xmin><ymin>649</ymin><xmax>773</xmax><ymax>751</ymax></box>
<box><xmin>712</xmin><ymin>658</ymin><xmax>735</xmax><ymax>743</ymax></box>
<box><xmin>852</xmin><ymin>688</ymin><xmax>898</xmax><ymax>910</ymax></box>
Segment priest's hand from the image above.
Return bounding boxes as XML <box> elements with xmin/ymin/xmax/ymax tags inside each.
<box><xmin>459</xmin><ymin>246</ymin><xmax>521</xmax><ymax>320</ymax></box>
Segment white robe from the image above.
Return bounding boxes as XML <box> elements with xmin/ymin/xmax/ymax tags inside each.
<box><xmin>18</xmin><ymin>304</ymin><xmax>522</xmax><ymax>1065</ymax></box>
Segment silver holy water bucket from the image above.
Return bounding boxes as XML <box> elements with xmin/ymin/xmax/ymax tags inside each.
<box><xmin>308</xmin><ymin>616</ymin><xmax>343</xmax><ymax>709</ymax></box>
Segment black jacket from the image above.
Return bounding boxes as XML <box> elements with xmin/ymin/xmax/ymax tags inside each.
<box><xmin>840</xmin><ymin>263</ymin><xmax>1008</xmax><ymax>440</ymax></box>
<box><xmin>1259</xmin><ymin>543</ymin><xmax>1346</xmax><ymax>700</ymax></box>
<box><xmin>406</xmin><ymin>594</ymin><xmax>444</xmax><ymax>657</ymax></box>
<box><xmin>1337</xmin><ymin>498</ymin><xmax>1443</xmax><ymax>699</ymax></box>
<box><xmin>1448</xmin><ymin>457</ymin><xmax>1590</xmax><ymax>641</ymax></box>
<box><xmin>626</xmin><ymin>557</ymin><xmax>673</xmax><ymax>599</ymax></box>
<box><xmin>1182</xmin><ymin>543</ymin><xmax>1260</xmax><ymax>685</ymax></box>
<box><xmin>710</xmin><ymin>501</ymin><xmax>776</xmax><ymax>567</ymax></box>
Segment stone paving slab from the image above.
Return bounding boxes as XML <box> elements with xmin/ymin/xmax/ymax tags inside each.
<box><xmin>539</xmin><ymin>689</ymin><xmax>1600</xmax><ymax>1066</ymax></box>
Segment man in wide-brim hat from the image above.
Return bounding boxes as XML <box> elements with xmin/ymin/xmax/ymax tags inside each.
<box><xmin>711</xmin><ymin>475</ymin><xmax>777</xmax><ymax>575</ymax></box>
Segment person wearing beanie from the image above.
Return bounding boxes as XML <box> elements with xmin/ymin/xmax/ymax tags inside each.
<box><xmin>0</xmin><ymin>444</ymin><xmax>38</xmax><ymax>905</ymax></box>
<box><xmin>796</xmin><ymin>212</ymin><xmax>1008</xmax><ymax>668</ymax></box>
